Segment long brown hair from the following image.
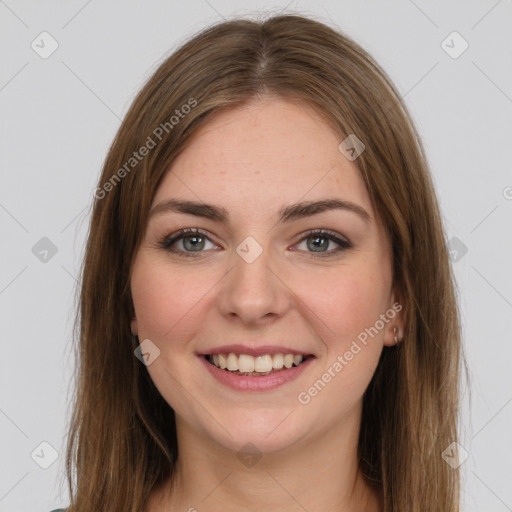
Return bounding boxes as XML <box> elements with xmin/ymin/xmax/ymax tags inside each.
<box><xmin>64</xmin><ymin>13</ymin><xmax>465</xmax><ymax>511</ymax></box>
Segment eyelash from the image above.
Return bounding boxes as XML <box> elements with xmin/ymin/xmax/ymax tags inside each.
<box><xmin>157</xmin><ymin>228</ymin><xmax>352</xmax><ymax>259</ymax></box>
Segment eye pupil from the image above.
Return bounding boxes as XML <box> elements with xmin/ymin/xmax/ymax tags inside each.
<box><xmin>183</xmin><ymin>236</ymin><xmax>204</xmax><ymax>251</ymax></box>
<box><xmin>308</xmin><ymin>236</ymin><xmax>329</xmax><ymax>252</ymax></box>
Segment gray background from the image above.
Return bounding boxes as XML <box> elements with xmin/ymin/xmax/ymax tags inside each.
<box><xmin>1</xmin><ymin>0</ymin><xmax>511</xmax><ymax>510</ymax></box>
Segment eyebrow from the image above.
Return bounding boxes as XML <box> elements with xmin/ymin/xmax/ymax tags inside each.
<box><xmin>149</xmin><ymin>198</ymin><xmax>371</xmax><ymax>224</ymax></box>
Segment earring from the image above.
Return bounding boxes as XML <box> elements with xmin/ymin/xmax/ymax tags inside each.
<box><xmin>393</xmin><ymin>326</ymin><xmax>400</xmax><ymax>345</ymax></box>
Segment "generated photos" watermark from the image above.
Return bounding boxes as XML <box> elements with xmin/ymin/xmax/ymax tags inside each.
<box><xmin>298</xmin><ymin>301</ymin><xmax>402</xmax><ymax>405</ymax></box>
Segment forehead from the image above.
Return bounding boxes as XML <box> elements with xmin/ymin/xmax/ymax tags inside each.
<box><xmin>153</xmin><ymin>97</ymin><xmax>373</xmax><ymax>216</ymax></box>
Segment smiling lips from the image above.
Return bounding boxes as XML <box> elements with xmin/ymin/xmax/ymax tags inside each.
<box><xmin>196</xmin><ymin>344</ymin><xmax>315</xmax><ymax>390</ymax></box>
<box><xmin>198</xmin><ymin>345</ymin><xmax>315</xmax><ymax>391</ymax></box>
<box><xmin>207</xmin><ymin>352</ymin><xmax>307</xmax><ymax>376</ymax></box>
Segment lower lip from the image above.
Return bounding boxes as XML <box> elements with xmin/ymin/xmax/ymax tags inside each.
<box><xmin>198</xmin><ymin>355</ymin><xmax>314</xmax><ymax>391</ymax></box>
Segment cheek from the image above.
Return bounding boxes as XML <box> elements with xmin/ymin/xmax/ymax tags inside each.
<box><xmin>130</xmin><ymin>255</ymin><xmax>210</xmax><ymax>342</ymax></box>
<box><xmin>302</xmin><ymin>264</ymin><xmax>391</xmax><ymax>347</ymax></box>
<box><xmin>296</xmin><ymin>272</ymin><xmax>389</xmax><ymax>413</ymax></box>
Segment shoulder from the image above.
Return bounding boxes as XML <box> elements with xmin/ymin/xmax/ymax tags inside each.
<box><xmin>49</xmin><ymin>509</ymin><xmax>66</xmax><ymax>512</ymax></box>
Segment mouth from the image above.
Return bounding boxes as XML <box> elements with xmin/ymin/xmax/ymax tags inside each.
<box><xmin>202</xmin><ymin>352</ymin><xmax>313</xmax><ymax>377</ymax></box>
<box><xmin>196</xmin><ymin>344</ymin><xmax>316</xmax><ymax>391</ymax></box>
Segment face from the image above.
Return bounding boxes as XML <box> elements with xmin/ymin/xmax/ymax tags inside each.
<box><xmin>130</xmin><ymin>96</ymin><xmax>403</xmax><ymax>455</ymax></box>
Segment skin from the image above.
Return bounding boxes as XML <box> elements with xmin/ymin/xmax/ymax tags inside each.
<box><xmin>131</xmin><ymin>96</ymin><xmax>404</xmax><ymax>512</ymax></box>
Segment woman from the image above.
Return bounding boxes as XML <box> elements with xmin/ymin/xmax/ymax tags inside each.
<box><xmin>56</xmin><ymin>13</ymin><xmax>464</xmax><ymax>512</ymax></box>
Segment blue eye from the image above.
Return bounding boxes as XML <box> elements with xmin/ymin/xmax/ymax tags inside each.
<box><xmin>159</xmin><ymin>228</ymin><xmax>217</xmax><ymax>257</ymax></box>
<box><xmin>159</xmin><ymin>228</ymin><xmax>351</xmax><ymax>258</ymax></box>
<box><xmin>294</xmin><ymin>230</ymin><xmax>352</xmax><ymax>256</ymax></box>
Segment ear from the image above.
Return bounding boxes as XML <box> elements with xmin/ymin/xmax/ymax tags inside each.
<box><xmin>383</xmin><ymin>291</ymin><xmax>405</xmax><ymax>347</ymax></box>
<box><xmin>131</xmin><ymin>317</ymin><xmax>139</xmax><ymax>336</ymax></box>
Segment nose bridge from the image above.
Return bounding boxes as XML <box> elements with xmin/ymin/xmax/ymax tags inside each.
<box><xmin>217</xmin><ymin>234</ymin><xmax>290</xmax><ymax>323</ymax></box>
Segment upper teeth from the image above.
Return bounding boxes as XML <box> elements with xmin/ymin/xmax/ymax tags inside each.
<box><xmin>210</xmin><ymin>353</ymin><xmax>304</xmax><ymax>372</ymax></box>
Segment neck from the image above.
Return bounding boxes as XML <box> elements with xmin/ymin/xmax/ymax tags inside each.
<box><xmin>146</xmin><ymin>406</ymin><xmax>382</xmax><ymax>512</ymax></box>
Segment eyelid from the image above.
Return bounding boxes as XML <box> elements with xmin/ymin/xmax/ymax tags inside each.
<box><xmin>292</xmin><ymin>228</ymin><xmax>351</xmax><ymax>246</ymax></box>
<box><xmin>158</xmin><ymin>228</ymin><xmax>219</xmax><ymax>253</ymax></box>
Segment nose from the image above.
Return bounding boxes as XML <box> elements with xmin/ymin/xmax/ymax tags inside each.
<box><xmin>216</xmin><ymin>240</ymin><xmax>291</xmax><ymax>326</ymax></box>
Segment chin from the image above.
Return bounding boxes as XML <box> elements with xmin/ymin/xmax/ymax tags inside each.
<box><xmin>187</xmin><ymin>406</ymin><xmax>310</xmax><ymax>456</ymax></box>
